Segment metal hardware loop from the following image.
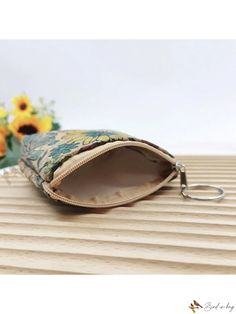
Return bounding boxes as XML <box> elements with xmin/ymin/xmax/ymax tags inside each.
<box><xmin>175</xmin><ymin>161</ymin><xmax>225</xmax><ymax>201</ymax></box>
<box><xmin>181</xmin><ymin>183</ymin><xmax>225</xmax><ymax>201</ymax></box>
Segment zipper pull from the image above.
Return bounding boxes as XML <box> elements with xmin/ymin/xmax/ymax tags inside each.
<box><xmin>174</xmin><ymin>161</ymin><xmax>188</xmax><ymax>192</ymax></box>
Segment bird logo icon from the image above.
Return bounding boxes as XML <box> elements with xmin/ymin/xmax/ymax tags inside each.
<box><xmin>189</xmin><ymin>300</ymin><xmax>203</xmax><ymax>313</ymax></box>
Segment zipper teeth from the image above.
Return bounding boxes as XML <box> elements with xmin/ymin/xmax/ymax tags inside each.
<box><xmin>44</xmin><ymin>170</ymin><xmax>177</xmax><ymax>208</ymax></box>
<box><xmin>47</xmin><ymin>141</ymin><xmax>177</xmax><ymax>207</ymax></box>
<box><xmin>51</xmin><ymin>141</ymin><xmax>176</xmax><ymax>187</ymax></box>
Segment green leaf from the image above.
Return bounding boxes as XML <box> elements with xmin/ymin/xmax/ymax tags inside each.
<box><xmin>0</xmin><ymin>136</ymin><xmax>21</xmax><ymax>169</ymax></box>
<box><xmin>6</xmin><ymin>134</ymin><xmax>13</xmax><ymax>150</ymax></box>
<box><xmin>51</xmin><ymin>122</ymin><xmax>61</xmax><ymax>131</ymax></box>
<box><xmin>11</xmin><ymin>136</ymin><xmax>21</xmax><ymax>156</ymax></box>
<box><xmin>0</xmin><ymin>152</ymin><xmax>18</xmax><ymax>169</ymax></box>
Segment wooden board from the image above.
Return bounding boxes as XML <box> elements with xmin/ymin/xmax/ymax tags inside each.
<box><xmin>0</xmin><ymin>155</ymin><xmax>235</xmax><ymax>274</ymax></box>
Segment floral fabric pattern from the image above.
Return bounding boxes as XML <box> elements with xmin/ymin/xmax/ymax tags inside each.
<box><xmin>19</xmin><ymin>129</ymin><xmax>174</xmax><ymax>192</ymax></box>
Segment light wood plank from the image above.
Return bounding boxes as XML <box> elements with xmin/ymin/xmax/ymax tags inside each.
<box><xmin>0</xmin><ymin>155</ymin><xmax>235</xmax><ymax>274</ymax></box>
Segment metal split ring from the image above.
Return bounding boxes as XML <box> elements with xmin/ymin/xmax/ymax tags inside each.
<box><xmin>175</xmin><ymin>161</ymin><xmax>225</xmax><ymax>201</ymax></box>
<box><xmin>181</xmin><ymin>183</ymin><xmax>225</xmax><ymax>201</ymax></box>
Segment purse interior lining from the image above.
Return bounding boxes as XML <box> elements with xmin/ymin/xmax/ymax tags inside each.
<box><xmin>52</xmin><ymin>145</ymin><xmax>173</xmax><ymax>206</ymax></box>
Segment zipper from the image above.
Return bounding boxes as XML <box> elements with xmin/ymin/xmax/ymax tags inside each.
<box><xmin>50</xmin><ymin>141</ymin><xmax>176</xmax><ymax>187</ymax></box>
<box><xmin>44</xmin><ymin>170</ymin><xmax>177</xmax><ymax>208</ymax></box>
<box><xmin>45</xmin><ymin>141</ymin><xmax>177</xmax><ymax>208</ymax></box>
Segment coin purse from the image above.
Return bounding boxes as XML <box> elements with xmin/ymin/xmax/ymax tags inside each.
<box><xmin>19</xmin><ymin>130</ymin><xmax>224</xmax><ymax>208</ymax></box>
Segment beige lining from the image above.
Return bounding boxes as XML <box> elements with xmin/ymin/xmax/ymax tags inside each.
<box><xmin>45</xmin><ymin>141</ymin><xmax>177</xmax><ymax>208</ymax></box>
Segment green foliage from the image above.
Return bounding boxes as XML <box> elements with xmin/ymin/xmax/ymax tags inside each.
<box><xmin>52</xmin><ymin>122</ymin><xmax>61</xmax><ymax>131</ymax></box>
<box><xmin>0</xmin><ymin>135</ymin><xmax>21</xmax><ymax>169</ymax></box>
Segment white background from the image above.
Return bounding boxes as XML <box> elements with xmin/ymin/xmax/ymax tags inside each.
<box><xmin>1</xmin><ymin>1</ymin><xmax>236</xmax><ymax>314</ymax></box>
<box><xmin>0</xmin><ymin>276</ymin><xmax>235</xmax><ymax>314</ymax></box>
<box><xmin>0</xmin><ymin>40</ymin><xmax>235</xmax><ymax>154</ymax></box>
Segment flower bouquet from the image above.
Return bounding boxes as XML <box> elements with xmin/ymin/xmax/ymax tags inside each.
<box><xmin>0</xmin><ymin>94</ymin><xmax>60</xmax><ymax>169</ymax></box>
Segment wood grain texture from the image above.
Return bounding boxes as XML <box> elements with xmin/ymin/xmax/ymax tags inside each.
<box><xmin>0</xmin><ymin>155</ymin><xmax>235</xmax><ymax>274</ymax></box>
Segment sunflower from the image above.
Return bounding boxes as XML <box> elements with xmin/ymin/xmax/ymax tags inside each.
<box><xmin>9</xmin><ymin>115</ymin><xmax>52</xmax><ymax>140</ymax></box>
<box><xmin>0</xmin><ymin>133</ymin><xmax>6</xmax><ymax>157</ymax></box>
<box><xmin>12</xmin><ymin>95</ymin><xmax>33</xmax><ymax>117</ymax></box>
<box><xmin>0</xmin><ymin>125</ymin><xmax>9</xmax><ymax>137</ymax></box>
<box><xmin>40</xmin><ymin>115</ymin><xmax>52</xmax><ymax>131</ymax></box>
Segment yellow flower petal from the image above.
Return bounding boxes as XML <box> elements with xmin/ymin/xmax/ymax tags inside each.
<box><xmin>0</xmin><ymin>125</ymin><xmax>9</xmax><ymax>137</ymax></box>
<box><xmin>40</xmin><ymin>115</ymin><xmax>52</xmax><ymax>132</ymax></box>
<box><xmin>0</xmin><ymin>134</ymin><xmax>6</xmax><ymax>157</ymax></box>
<box><xmin>12</xmin><ymin>95</ymin><xmax>33</xmax><ymax>117</ymax></box>
<box><xmin>9</xmin><ymin>115</ymin><xmax>51</xmax><ymax>140</ymax></box>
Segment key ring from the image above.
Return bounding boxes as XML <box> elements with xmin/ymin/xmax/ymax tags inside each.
<box><xmin>175</xmin><ymin>161</ymin><xmax>225</xmax><ymax>201</ymax></box>
<box><xmin>181</xmin><ymin>184</ymin><xmax>225</xmax><ymax>201</ymax></box>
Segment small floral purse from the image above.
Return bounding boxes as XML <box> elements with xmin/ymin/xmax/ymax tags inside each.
<box><xmin>19</xmin><ymin>130</ymin><xmax>225</xmax><ymax>208</ymax></box>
